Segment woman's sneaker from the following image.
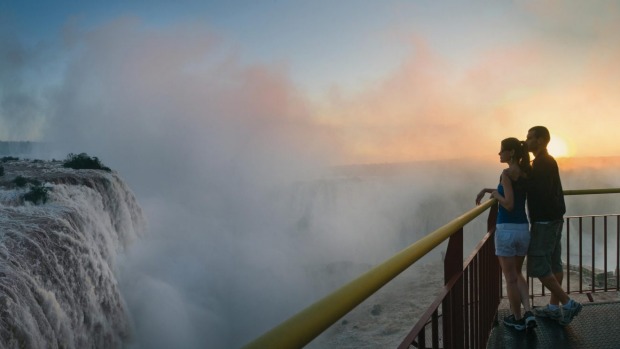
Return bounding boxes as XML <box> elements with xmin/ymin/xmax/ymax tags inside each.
<box><xmin>503</xmin><ymin>314</ymin><xmax>526</xmax><ymax>330</ymax></box>
<box><xmin>523</xmin><ymin>311</ymin><xmax>538</xmax><ymax>329</ymax></box>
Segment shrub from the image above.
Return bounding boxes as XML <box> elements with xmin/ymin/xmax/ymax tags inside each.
<box><xmin>1</xmin><ymin>156</ymin><xmax>19</xmax><ymax>163</ymax></box>
<box><xmin>0</xmin><ymin>165</ymin><xmax>3</xmax><ymax>176</ymax></box>
<box><xmin>23</xmin><ymin>185</ymin><xmax>48</xmax><ymax>205</ymax></box>
<box><xmin>13</xmin><ymin>175</ymin><xmax>28</xmax><ymax>187</ymax></box>
<box><xmin>63</xmin><ymin>153</ymin><xmax>111</xmax><ymax>172</ymax></box>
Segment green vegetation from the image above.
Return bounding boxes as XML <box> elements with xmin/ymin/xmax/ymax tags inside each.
<box><xmin>12</xmin><ymin>176</ymin><xmax>41</xmax><ymax>187</ymax></box>
<box><xmin>63</xmin><ymin>153</ymin><xmax>111</xmax><ymax>172</ymax></box>
<box><xmin>10</xmin><ymin>176</ymin><xmax>49</xmax><ymax>205</ymax></box>
<box><xmin>1</xmin><ymin>156</ymin><xmax>19</xmax><ymax>162</ymax></box>
<box><xmin>13</xmin><ymin>175</ymin><xmax>28</xmax><ymax>187</ymax></box>
<box><xmin>23</xmin><ymin>185</ymin><xmax>49</xmax><ymax>205</ymax></box>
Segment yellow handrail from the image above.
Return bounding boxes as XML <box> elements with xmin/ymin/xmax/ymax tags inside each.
<box><xmin>242</xmin><ymin>199</ymin><xmax>495</xmax><ymax>349</ymax></box>
<box><xmin>564</xmin><ymin>188</ymin><xmax>620</xmax><ymax>195</ymax></box>
<box><xmin>242</xmin><ymin>187</ymin><xmax>620</xmax><ymax>349</ymax></box>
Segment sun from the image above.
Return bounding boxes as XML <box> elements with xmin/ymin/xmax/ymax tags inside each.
<box><xmin>547</xmin><ymin>134</ymin><xmax>570</xmax><ymax>158</ymax></box>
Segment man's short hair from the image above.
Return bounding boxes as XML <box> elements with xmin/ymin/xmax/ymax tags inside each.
<box><xmin>529</xmin><ymin>126</ymin><xmax>551</xmax><ymax>145</ymax></box>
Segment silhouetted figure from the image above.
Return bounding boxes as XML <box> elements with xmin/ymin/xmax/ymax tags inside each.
<box><xmin>525</xmin><ymin>125</ymin><xmax>582</xmax><ymax>325</ymax></box>
<box><xmin>476</xmin><ymin>137</ymin><xmax>536</xmax><ymax>331</ymax></box>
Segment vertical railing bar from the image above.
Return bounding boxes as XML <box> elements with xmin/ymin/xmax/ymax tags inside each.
<box><xmin>418</xmin><ymin>324</ymin><xmax>426</xmax><ymax>349</ymax></box>
<box><xmin>482</xmin><ymin>259</ymin><xmax>485</xmax><ymax>349</ymax></box>
<box><xmin>478</xmin><ymin>254</ymin><xmax>483</xmax><ymax>349</ymax></box>
<box><xmin>443</xmin><ymin>285</ymin><xmax>452</xmax><ymax>347</ymax></box>
<box><xmin>478</xmin><ymin>252</ymin><xmax>482</xmax><ymax>349</ymax></box>
<box><xmin>473</xmin><ymin>257</ymin><xmax>479</xmax><ymax>349</ymax></box>
<box><xmin>486</xmin><ymin>243</ymin><xmax>493</xmax><ymax>349</ymax></box>
<box><xmin>490</xmin><ymin>245</ymin><xmax>494</xmax><ymax>345</ymax></box>
<box><xmin>469</xmin><ymin>256</ymin><xmax>475</xmax><ymax>349</ymax></box>
<box><xmin>456</xmin><ymin>232</ymin><xmax>464</xmax><ymax>349</ymax></box>
<box><xmin>604</xmin><ymin>216</ymin><xmax>608</xmax><ymax>291</ymax></box>
<box><xmin>480</xmin><ymin>251</ymin><xmax>485</xmax><ymax>349</ymax></box>
<box><xmin>432</xmin><ymin>310</ymin><xmax>438</xmax><ymax>349</ymax></box>
<box><xmin>463</xmin><ymin>267</ymin><xmax>469</xmax><ymax>349</ymax></box>
<box><xmin>479</xmin><ymin>250</ymin><xmax>484</xmax><ymax>349</ymax></box>
<box><xmin>579</xmin><ymin>217</ymin><xmax>583</xmax><ymax>293</ymax></box>
<box><xmin>486</xmin><ymin>239</ymin><xmax>496</xmax><ymax>349</ymax></box>
<box><xmin>567</xmin><ymin>217</ymin><xmax>571</xmax><ymax>293</ymax></box>
<box><xmin>469</xmin><ymin>265</ymin><xmax>475</xmax><ymax>348</ymax></box>
<box><xmin>478</xmin><ymin>251</ymin><xmax>484</xmax><ymax>349</ymax></box>
<box><xmin>592</xmin><ymin>217</ymin><xmax>596</xmax><ymax>293</ymax></box>
<box><xmin>617</xmin><ymin>215</ymin><xmax>620</xmax><ymax>292</ymax></box>
<box><xmin>540</xmin><ymin>221</ymin><xmax>546</xmax><ymax>295</ymax></box>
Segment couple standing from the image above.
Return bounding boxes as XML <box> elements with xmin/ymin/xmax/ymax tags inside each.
<box><xmin>476</xmin><ymin>126</ymin><xmax>582</xmax><ymax>331</ymax></box>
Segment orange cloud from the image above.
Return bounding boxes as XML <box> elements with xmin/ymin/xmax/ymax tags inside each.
<box><xmin>317</xmin><ymin>11</ymin><xmax>620</xmax><ymax>164</ymax></box>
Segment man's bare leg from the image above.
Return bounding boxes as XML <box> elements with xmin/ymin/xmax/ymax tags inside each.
<box><xmin>548</xmin><ymin>271</ymin><xmax>564</xmax><ymax>305</ymax></box>
<box><xmin>539</xmin><ymin>272</ymin><xmax>569</xmax><ymax>305</ymax></box>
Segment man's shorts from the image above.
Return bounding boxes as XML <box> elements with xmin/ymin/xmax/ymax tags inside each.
<box><xmin>527</xmin><ymin>220</ymin><xmax>564</xmax><ymax>278</ymax></box>
<box><xmin>495</xmin><ymin>223</ymin><xmax>530</xmax><ymax>257</ymax></box>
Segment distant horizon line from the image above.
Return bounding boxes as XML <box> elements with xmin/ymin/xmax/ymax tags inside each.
<box><xmin>336</xmin><ymin>154</ymin><xmax>620</xmax><ymax>167</ymax></box>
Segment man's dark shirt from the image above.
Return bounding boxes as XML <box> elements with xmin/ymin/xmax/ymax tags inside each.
<box><xmin>527</xmin><ymin>149</ymin><xmax>566</xmax><ymax>222</ymax></box>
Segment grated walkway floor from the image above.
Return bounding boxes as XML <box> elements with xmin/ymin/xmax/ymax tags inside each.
<box><xmin>487</xmin><ymin>301</ymin><xmax>620</xmax><ymax>348</ymax></box>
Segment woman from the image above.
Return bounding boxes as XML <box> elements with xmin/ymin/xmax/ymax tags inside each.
<box><xmin>476</xmin><ymin>137</ymin><xmax>536</xmax><ymax>331</ymax></box>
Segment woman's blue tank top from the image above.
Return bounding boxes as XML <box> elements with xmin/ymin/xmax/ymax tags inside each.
<box><xmin>497</xmin><ymin>176</ymin><xmax>528</xmax><ymax>224</ymax></box>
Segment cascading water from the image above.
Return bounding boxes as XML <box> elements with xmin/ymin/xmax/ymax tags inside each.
<box><xmin>0</xmin><ymin>159</ymin><xmax>145</xmax><ymax>349</ymax></box>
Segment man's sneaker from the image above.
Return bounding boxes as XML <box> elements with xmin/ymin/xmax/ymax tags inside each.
<box><xmin>559</xmin><ymin>300</ymin><xmax>583</xmax><ymax>326</ymax></box>
<box><xmin>533</xmin><ymin>305</ymin><xmax>562</xmax><ymax>320</ymax></box>
<box><xmin>523</xmin><ymin>310</ymin><xmax>538</xmax><ymax>329</ymax></box>
<box><xmin>503</xmin><ymin>314</ymin><xmax>526</xmax><ymax>330</ymax></box>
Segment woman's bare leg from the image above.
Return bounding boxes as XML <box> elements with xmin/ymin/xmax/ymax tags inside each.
<box><xmin>515</xmin><ymin>255</ymin><xmax>531</xmax><ymax>312</ymax></box>
<box><xmin>498</xmin><ymin>256</ymin><xmax>522</xmax><ymax>319</ymax></box>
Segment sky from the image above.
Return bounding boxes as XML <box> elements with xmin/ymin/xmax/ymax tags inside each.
<box><xmin>3</xmin><ymin>1</ymin><xmax>620</xmax><ymax>348</ymax></box>
<box><xmin>2</xmin><ymin>0</ymin><xmax>620</xmax><ymax>164</ymax></box>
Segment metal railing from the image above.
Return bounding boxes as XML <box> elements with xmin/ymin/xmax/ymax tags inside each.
<box><xmin>398</xmin><ymin>204</ymin><xmax>500</xmax><ymax>349</ymax></box>
<box><xmin>528</xmin><ymin>213</ymin><xmax>620</xmax><ymax>302</ymax></box>
<box><xmin>242</xmin><ymin>188</ymin><xmax>620</xmax><ymax>349</ymax></box>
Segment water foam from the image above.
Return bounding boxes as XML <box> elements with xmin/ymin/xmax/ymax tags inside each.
<box><xmin>0</xmin><ymin>160</ymin><xmax>144</xmax><ymax>348</ymax></box>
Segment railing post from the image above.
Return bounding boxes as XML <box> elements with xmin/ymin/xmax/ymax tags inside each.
<box><xmin>487</xmin><ymin>203</ymin><xmax>498</xmax><ymax>233</ymax></box>
<box><xmin>484</xmin><ymin>203</ymin><xmax>499</xmax><ymax>347</ymax></box>
<box><xmin>443</xmin><ymin>227</ymin><xmax>463</xmax><ymax>349</ymax></box>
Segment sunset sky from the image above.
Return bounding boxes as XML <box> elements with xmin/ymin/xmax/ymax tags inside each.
<box><xmin>4</xmin><ymin>3</ymin><xmax>620</xmax><ymax>347</ymax></box>
<box><xmin>2</xmin><ymin>1</ymin><xmax>620</xmax><ymax>164</ymax></box>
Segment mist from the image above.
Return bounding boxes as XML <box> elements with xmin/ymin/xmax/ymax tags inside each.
<box><xmin>5</xmin><ymin>14</ymin><xmax>620</xmax><ymax>348</ymax></box>
<box><xmin>38</xmin><ymin>18</ymin><xmax>338</xmax><ymax>348</ymax></box>
<box><xmin>20</xmin><ymin>19</ymin><xmax>500</xmax><ymax>348</ymax></box>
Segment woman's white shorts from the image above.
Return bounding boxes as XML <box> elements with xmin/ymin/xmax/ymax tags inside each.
<box><xmin>495</xmin><ymin>223</ymin><xmax>530</xmax><ymax>257</ymax></box>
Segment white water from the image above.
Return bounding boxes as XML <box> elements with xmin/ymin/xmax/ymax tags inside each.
<box><xmin>0</xmin><ymin>160</ymin><xmax>144</xmax><ymax>348</ymax></box>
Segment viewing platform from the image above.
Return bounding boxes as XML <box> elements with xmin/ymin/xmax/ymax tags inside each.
<box><xmin>243</xmin><ymin>188</ymin><xmax>620</xmax><ymax>349</ymax></box>
<box><xmin>489</xmin><ymin>298</ymin><xmax>620</xmax><ymax>348</ymax></box>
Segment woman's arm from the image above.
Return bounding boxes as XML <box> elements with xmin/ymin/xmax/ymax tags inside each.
<box><xmin>475</xmin><ymin>187</ymin><xmax>496</xmax><ymax>205</ymax></box>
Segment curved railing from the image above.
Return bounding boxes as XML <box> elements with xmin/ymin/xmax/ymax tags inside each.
<box><xmin>242</xmin><ymin>188</ymin><xmax>620</xmax><ymax>349</ymax></box>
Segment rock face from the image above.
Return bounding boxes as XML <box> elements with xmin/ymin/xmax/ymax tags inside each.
<box><xmin>0</xmin><ymin>159</ymin><xmax>145</xmax><ymax>349</ymax></box>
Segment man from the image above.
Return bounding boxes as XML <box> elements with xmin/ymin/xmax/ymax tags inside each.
<box><xmin>525</xmin><ymin>126</ymin><xmax>582</xmax><ymax>325</ymax></box>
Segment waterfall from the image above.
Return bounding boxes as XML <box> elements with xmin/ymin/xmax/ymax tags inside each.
<box><xmin>0</xmin><ymin>159</ymin><xmax>145</xmax><ymax>349</ymax></box>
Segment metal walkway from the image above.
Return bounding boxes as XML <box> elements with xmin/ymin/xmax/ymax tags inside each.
<box><xmin>487</xmin><ymin>301</ymin><xmax>620</xmax><ymax>348</ymax></box>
